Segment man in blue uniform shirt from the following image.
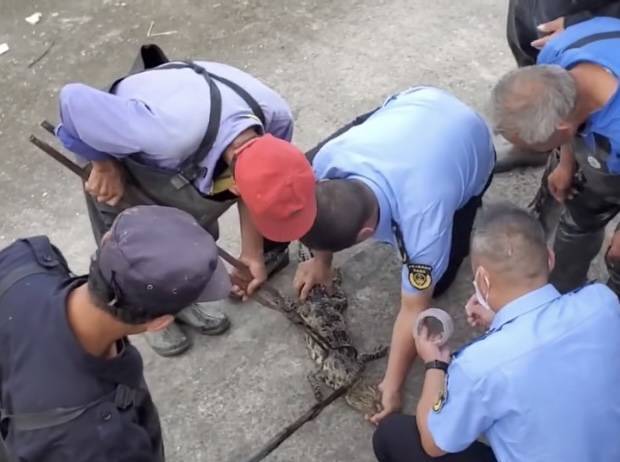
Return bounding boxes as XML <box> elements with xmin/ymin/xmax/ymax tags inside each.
<box><xmin>492</xmin><ymin>17</ymin><xmax>620</xmax><ymax>299</ymax></box>
<box><xmin>0</xmin><ymin>206</ymin><xmax>231</xmax><ymax>462</ymax></box>
<box><xmin>373</xmin><ymin>203</ymin><xmax>620</xmax><ymax>462</ymax></box>
<box><xmin>292</xmin><ymin>87</ymin><xmax>495</xmax><ymax>424</ymax></box>
<box><xmin>56</xmin><ymin>50</ymin><xmax>316</xmax><ymax>356</ymax></box>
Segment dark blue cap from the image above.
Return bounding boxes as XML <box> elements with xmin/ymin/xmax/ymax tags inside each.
<box><xmin>96</xmin><ymin>206</ymin><xmax>231</xmax><ymax>317</ymax></box>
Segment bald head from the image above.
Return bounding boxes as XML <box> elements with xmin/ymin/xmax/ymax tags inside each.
<box><xmin>471</xmin><ymin>203</ymin><xmax>549</xmax><ymax>281</ymax></box>
<box><xmin>491</xmin><ymin>65</ymin><xmax>577</xmax><ymax>146</ymax></box>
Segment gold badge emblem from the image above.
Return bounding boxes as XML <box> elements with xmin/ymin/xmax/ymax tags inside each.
<box><xmin>408</xmin><ymin>264</ymin><xmax>432</xmax><ymax>290</ymax></box>
<box><xmin>432</xmin><ymin>390</ymin><xmax>446</xmax><ymax>413</ymax></box>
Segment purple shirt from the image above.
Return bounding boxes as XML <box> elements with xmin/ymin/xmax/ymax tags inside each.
<box><xmin>56</xmin><ymin>61</ymin><xmax>294</xmax><ymax>194</ymax></box>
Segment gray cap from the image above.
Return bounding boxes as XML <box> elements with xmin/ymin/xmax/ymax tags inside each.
<box><xmin>96</xmin><ymin>206</ymin><xmax>231</xmax><ymax>317</ymax></box>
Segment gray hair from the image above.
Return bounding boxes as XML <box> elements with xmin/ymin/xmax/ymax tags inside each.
<box><xmin>471</xmin><ymin>203</ymin><xmax>548</xmax><ymax>279</ymax></box>
<box><xmin>491</xmin><ymin>65</ymin><xmax>577</xmax><ymax>144</ymax></box>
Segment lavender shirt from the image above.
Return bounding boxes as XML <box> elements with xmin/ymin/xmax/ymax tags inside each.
<box><xmin>56</xmin><ymin>61</ymin><xmax>294</xmax><ymax>194</ymax></box>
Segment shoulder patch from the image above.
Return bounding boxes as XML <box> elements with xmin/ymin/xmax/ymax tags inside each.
<box><xmin>408</xmin><ymin>264</ymin><xmax>432</xmax><ymax>290</ymax></box>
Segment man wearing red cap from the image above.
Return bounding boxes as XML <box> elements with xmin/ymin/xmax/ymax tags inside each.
<box><xmin>55</xmin><ymin>48</ymin><xmax>316</xmax><ymax>356</ymax></box>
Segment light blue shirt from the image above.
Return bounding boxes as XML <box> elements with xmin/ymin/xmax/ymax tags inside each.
<box><xmin>312</xmin><ymin>87</ymin><xmax>494</xmax><ymax>293</ymax></box>
<box><xmin>56</xmin><ymin>61</ymin><xmax>294</xmax><ymax>194</ymax></box>
<box><xmin>538</xmin><ymin>17</ymin><xmax>620</xmax><ymax>173</ymax></box>
<box><xmin>428</xmin><ymin>283</ymin><xmax>620</xmax><ymax>462</ymax></box>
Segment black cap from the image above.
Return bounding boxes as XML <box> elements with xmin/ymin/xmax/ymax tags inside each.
<box><xmin>95</xmin><ymin>206</ymin><xmax>231</xmax><ymax>318</ymax></box>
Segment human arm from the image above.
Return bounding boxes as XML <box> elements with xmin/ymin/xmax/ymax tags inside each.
<box><xmin>547</xmin><ymin>142</ymin><xmax>578</xmax><ymax>203</ymax></box>
<box><xmin>369</xmin><ymin>289</ymin><xmax>432</xmax><ymax>424</ymax></box>
<box><xmin>57</xmin><ymin>83</ymin><xmax>174</xmax><ymax>160</ymax></box>
<box><xmin>293</xmin><ymin>250</ymin><xmax>334</xmax><ymax>300</ymax></box>
<box><xmin>414</xmin><ymin>326</ymin><xmax>451</xmax><ymax>457</ymax></box>
<box><xmin>230</xmin><ymin>200</ymin><xmax>267</xmax><ymax>299</ymax></box>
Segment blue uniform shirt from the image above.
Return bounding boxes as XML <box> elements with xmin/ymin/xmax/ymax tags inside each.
<box><xmin>428</xmin><ymin>283</ymin><xmax>620</xmax><ymax>462</ymax></box>
<box><xmin>56</xmin><ymin>61</ymin><xmax>294</xmax><ymax>194</ymax></box>
<box><xmin>538</xmin><ymin>17</ymin><xmax>620</xmax><ymax>173</ymax></box>
<box><xmin>312</xmin><ymin>87</ymin><xmax>494</xmax><ymax>293</ymax></box>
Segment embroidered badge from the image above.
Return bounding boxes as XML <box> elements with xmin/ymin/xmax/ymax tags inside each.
<box><xmin>432</xmin><ymin>374</ymin><xmax>449</xmax><ymax>413</ymax></box>
<box><xmin>432</xmin><ymin>390</ymin><xmax>446</xmax><ymax>412</ymax></box>
<box><xmin>408</xmin><ymin>264</ymin><xmax>432</xmax><ymax>290</ymax></box>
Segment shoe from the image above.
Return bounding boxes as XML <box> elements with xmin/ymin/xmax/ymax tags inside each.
<box><xmin>493</xmin><ymin>135</ymin><xmax>547</xmax><ymax>173</ymax></box>
<box><xmin>144</xmin><ymin>322</ymin><xmax>191</xmax><ymax>357</ymax></box>
<box><xmin>176</xmin><ymin>303</ymin><xmax>231</xmax><ymax>335</ymax></box>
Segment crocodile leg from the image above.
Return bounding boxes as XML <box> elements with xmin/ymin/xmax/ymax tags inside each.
<box><xmin>307</xmin><ymin>369</ymin><xmax>325</xmax><ymax>402</ymax></box>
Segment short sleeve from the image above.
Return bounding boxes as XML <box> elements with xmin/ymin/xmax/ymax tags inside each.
<box><xmin>400</xmin><ymin>203</ymin><xmax>453</xmax><ymax>294</ymax></box>
<box><xmin>427</xmin><ymin>362</ymin><xmax>493</xmax><ymax>453</ymax></box>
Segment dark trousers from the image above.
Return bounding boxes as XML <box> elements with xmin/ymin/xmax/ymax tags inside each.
<box><xmin>434</xmin><ymin>172</ymin><xmax>493</xmax><ymax>297</ymax></box>
<box><xmin>551</xmin><ymin>186</ymin><xmax>620</xmax><ymax>295</ymax></box>
<box><xmin>373</xmin><ymin>414</ymin><xmax>496</xmax><ymax>462</ymax></box>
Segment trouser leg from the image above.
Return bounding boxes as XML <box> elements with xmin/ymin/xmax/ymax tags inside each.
<box><xmin>550</xmin><ymin>189</ymin><xmax>619</xmax><ymax>293</ymax></box>
<box><xmin>373</xmin><ymin>414</ymin><xmax>497</xmax><ymax>462</ymax></box>
<box><xmin>434</xmin><ymin>174</ymin><xmax>491</xmax><ymax>297</ymax></box>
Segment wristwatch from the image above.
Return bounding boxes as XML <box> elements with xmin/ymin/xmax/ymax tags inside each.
<box><xmin>424</xmin><ymin>360</ymin><xmax>449</xmax><ymax>372</ymax></box>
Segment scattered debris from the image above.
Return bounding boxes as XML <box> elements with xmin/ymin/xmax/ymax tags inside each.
<box><xmin>25</xmin><ymin>12</ymin><xmax>43</xmax><ymax>25</ymax></box>
<box><xmin>146</xmin><ymin>21</ymin><xmax>178</xmax><ymax>38</ymax></box>
<box><xmin>0</xmin><ymin>43</ymin><xmax>9</xmax><ymax>56</ymax></box>
<box><xmin>28</xmin><ymin>40</ymin><xmax>55</xmax><ymax>68</ymax></box>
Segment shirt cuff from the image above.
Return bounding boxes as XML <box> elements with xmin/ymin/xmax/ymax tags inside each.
<box><xmin>56</xmin><ymin>124</ymin><xmax>111</xmax><ymax>161</ymax></box>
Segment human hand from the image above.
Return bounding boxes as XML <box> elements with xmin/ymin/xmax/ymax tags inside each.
<box><xmin>547</xmin><ymin>161</ymin><xmax>577</xmax><ymax>203</ymax></box>
<box><xmin>230</xmin><ymin>254</ymin><xmax>267</xmax><ymax>300</ymax></box>
<box><xmin>293</xmin><ymin>257</ymin><xmax>334</xmax><ymax>301</ymax></box>
<box><xmin>464</xmin><ymin>294</ymin><xmax>495</xmax><ymax>330</ymax></box>
<box><xmin>531</xmin><ymin>16</ymin><xmax>565</xmax><ymax>49</ymax></box>
<box><xmin>368</xmin><ymin>380</ymin><xmax>402</xmax><ymax>425</ymax></box>
<box><xmin>85</xmin><ymin>159</ymin><xmax>125</xmax><ymax>206</ymax></box>
<box><xmin>606</xmin><ymin>230</ymin><xmax>620</xmax><ymax>265</ymax></box>
<box><xmin>414</xmin><ymin>325</ymin><xmax>451</xmax><ymax>363</ymax></box>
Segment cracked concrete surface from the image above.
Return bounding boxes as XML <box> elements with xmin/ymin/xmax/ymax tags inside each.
<box><xmin>0</xmin><ymin>1</ymin><xmax>610</xmax><ymax>461</ymax></box>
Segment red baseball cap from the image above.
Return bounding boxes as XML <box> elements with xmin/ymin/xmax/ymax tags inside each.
<box><xmin>234</xmin><ymin>134</ymin><xmax>316</xmax><ymax>242</ymax></box>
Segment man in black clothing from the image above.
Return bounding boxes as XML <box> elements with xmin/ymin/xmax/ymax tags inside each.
<box><xmin>0</xmin><ymin>206</ymin><xmax>231</xmax><ymax>462</ymax></box>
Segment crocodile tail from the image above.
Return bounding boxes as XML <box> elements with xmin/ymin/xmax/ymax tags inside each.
<box><xmin>297</xmin><ymin>243</ymin><xmax>313</xmax><ymax>263</ymax></box>
<box><xmin>359</xmin><ymin>345</ymin><xmax>389</xmax><ymax>363</ymax></box>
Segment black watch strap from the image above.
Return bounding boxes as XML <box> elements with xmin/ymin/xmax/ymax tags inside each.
<box><xmin>424</xmin><ymin>360</ymin><xmax>449</xmax><ymax>372</ymax></box>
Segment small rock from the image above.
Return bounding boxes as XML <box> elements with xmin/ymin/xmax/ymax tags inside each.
<box><xmin>25</xmin><ymin>12</ymin><xmax>42</xmax><ymax>25</ymax></box>
<box><xmin>0</xmin><ymin>43</ymin><xmax>9</xmax><ymax>56</ymax></box>
<box><xmin>51</xmin><ymin>12</ymin><xmax>59</xmax><ymax>17</ymax></box>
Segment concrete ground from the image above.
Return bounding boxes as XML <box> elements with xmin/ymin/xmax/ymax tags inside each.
<box><xmin>0</xmin><ymin>1</ymin><xmax>610</xmax><ymax>461</ymax></box>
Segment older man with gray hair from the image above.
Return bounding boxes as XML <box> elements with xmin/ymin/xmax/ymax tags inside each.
<box><xmin>490</xmin><ymin>16</ymin><xmax>620</xmax><ymax>298</ymax></box>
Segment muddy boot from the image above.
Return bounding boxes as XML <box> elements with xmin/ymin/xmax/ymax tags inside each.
<box><xmin>144</xmin><ymin>322</ymin><xmax>191</xmax><ymax>357</ymax></box>
<box><xmin>493</xmin><ymin>135</ymin><xmax>547</xmax><ymax>173</ymax></box>
<box><xmin>176</xmin><ymin>303</ymin><xmax>231</xmax><ymax>335</ymax></box>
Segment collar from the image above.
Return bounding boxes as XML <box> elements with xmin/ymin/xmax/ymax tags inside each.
<box><xmin>349</xmin><ymin>175</ymin><xmax>393</xmax><ymax>243</ymax></box>
<box><xmin>490</xmin><ymin>284</ymin><xmax>560</xmax><ymax>331</ymax></box>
